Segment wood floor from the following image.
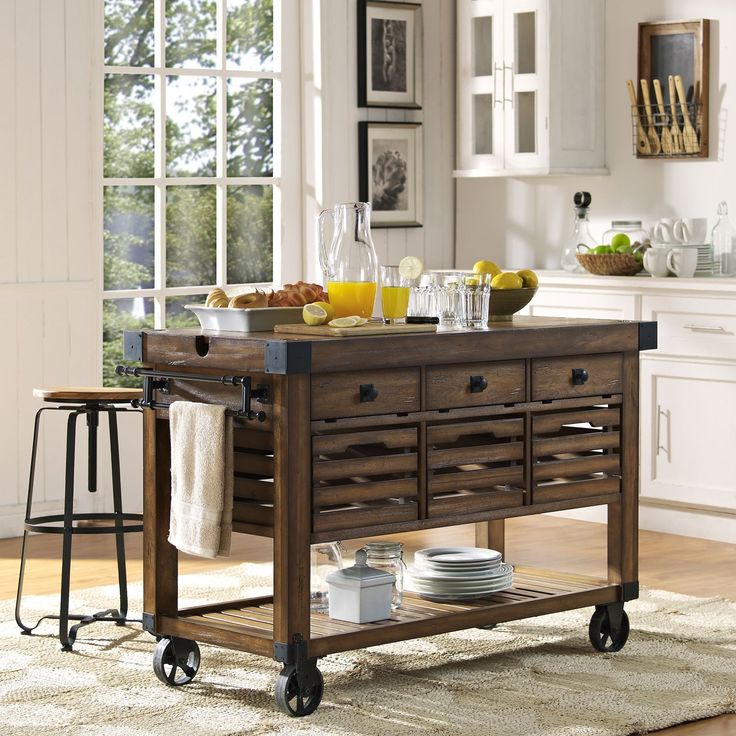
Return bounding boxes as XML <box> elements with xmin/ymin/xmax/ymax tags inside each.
<box><xmin>3</xmin><ymin>516</ymin><xmax>734</xmax><ymax>734</ymax></box>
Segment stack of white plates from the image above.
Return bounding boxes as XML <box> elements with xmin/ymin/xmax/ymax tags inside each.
<box><xmin>694</xmin><ymin>243</ymin><xmax>715</xmax><ymax>275</ymax></box>
<box><xmin>406</xmin><ymin>547</ymin><xmax>514</xmax><ymax>602</ymax></box>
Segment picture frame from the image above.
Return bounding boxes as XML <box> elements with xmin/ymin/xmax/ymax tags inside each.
<box><xmin>357</xmin><ymin>0</ymin><xmax>422</xmax><ymax>109</ymax></box>
<box><xmin>637</xmin><ymin>19</ymin><xmax>710</xmax><ymax>158</ymax></box>
<box><xmin>359</xmin><ymin>121</ymin><xmax>423</xmax><ymax>228</ymax></box>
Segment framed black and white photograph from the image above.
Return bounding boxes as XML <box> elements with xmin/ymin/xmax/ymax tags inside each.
<box><xmin>358</xmin><ymin>0</ymin><xmax>422</xmax><ymax>109</ymax></box>
<box><xmin>359</xmin><ymin>121</ymin><xmax>423</xmax><ymax>228</ymax></box>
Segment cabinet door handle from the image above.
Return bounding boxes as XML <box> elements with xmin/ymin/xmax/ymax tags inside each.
<box><xmin>504</xmin><ymin>63</ymin><xmax>514</xmax><ymax>106</ymax></box>
<box><xmin>359</xmin><ymin>384</ymin><xmax>379</xmax><ymax>403</ymax></box>
<box><xmin>469</xmin><ymin>375</ymin><xmax>488</xmax><ymax>393</ymax></box>
<box><xmin>683</xmin><ymin>323</ymin><xmax>729</xmax><ymax>334</ymax></box>
<box><xmin>571</xmin><ymin>368</ymin><xmax>589</xmax><ymax>386</ymax></box>
<box><xmin>494</xmin><ymin>63</ymin><xmax>504</xmax><ymax>107</ymax></box>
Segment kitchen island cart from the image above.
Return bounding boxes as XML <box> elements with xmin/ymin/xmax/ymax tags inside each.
<box><xmin>124</xmin><ymin>316</ymin><xmax>656</xmax><ymax>716</ymax></box>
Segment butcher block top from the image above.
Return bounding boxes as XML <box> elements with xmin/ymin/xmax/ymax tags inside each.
<box><xmin>131</xmin><ymin>316</ymin><xmax>657</xmax><ymax>375</ymax></box>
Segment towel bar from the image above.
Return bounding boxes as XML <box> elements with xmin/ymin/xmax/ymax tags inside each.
<box><xmin>114</xmin><ymin>365</ymin><xmax>268</xmax><ymax>421</ymax></box>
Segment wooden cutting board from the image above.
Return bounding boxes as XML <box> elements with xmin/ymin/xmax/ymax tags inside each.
<box><xmin>273</xmin><ymin>322</ymin><xmax>437</xmax><ymax>337</ymax></box>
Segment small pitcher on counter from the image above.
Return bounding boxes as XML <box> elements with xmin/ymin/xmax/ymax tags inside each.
<box><xmin>318</xmin><ymin>202</ymin><xmax>379</xmax><ymax>318</ymax></box>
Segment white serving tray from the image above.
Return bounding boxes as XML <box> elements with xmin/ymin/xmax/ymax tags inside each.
<box><xmin>186</xmin><ymin>304</ymin><xmax>303</xmax><ymax>332</ymax></box>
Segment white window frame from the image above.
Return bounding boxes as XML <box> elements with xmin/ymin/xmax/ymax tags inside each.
<box><xmin>99</xmin><ymin>0</ymin><xmax>303</xmax><ymax>330</ymax></box>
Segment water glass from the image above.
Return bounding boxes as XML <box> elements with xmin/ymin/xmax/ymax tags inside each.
<box><xmin>380</xmin><ymin>265</ymin><xmax>410</xmax><ymax>324</ymax></box>
<box><xmin>433</xmin><ymin>271</ymin><xmax>462</xmax><ymax>325</ymax></box>
<box><xmin>459</xmin><ymin>272</ymin><xmax>491</xmax><ymax>328</ymax></box>
<box><xmin>408</xmin><ymin>272</ymin><xmax>435</xmax><ymax>317</ymax></box>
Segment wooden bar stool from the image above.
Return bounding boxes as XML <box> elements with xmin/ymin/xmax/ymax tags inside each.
<box><xmin>15</xmin><ymin>387</ymin><xmax>144</xmax><ymax>650</ymax></box>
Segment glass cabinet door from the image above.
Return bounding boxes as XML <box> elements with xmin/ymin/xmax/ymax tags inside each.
<box><xmin>503</xmin><ymin>0</ymin><xmax>546</xmax><ymax>170</ymax></box>
<box><xmin>457</xmin><ymin>0</ymin><xmax>504</xmax><ymax>171</ymax></box>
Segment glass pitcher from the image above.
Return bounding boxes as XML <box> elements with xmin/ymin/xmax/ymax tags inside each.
<box><xmin>318</xmin><ymin>202</ymin><xmax>379</xmax><ymax>318</ymax></box>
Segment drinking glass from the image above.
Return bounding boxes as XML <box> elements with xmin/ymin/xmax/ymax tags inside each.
<box><xmin>459</xmin><ymin>272</ymin><xmax>491</xmax><ymax>328</ymax></box>
<box><xmin>433</xmin><ymin>271</ymin><xmax>462</xmax><ymax>326</ymax></box>
<box><xmin>408</xmin><ymin>272</ymin><xmax>435</xmax><ymax>317</ymax></box>
<box><xmin>380</xmin><ymin>266</ymin><xmax>410</xmax><ymax>324</ymax></box>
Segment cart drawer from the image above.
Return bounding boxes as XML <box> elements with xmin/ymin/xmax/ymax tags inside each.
<box><xmin>312</xmin><ymin>426</ymin><xmax>419</xmax><ymax>531</ymax></box>
<box><xmin>311</xmin><ymin>368</ymin><xmax>420</xmax><ymax>420</ymax></box>
<box><xmin>531</xmin><ymin>354</ymin><xmax>622</xmax><ymax>401</ymax></box>
<box><xmin>426</xmin><ymin>361</ymin><xmax>526</xmax><ymax>410</ymax></box>
<box><xmin>532</xmin><ymin>404</ymin><xmax>621</xmax><ymax>504</ymax></box>
<box><xmin>426</xmin><ymin>416</ymin><xmax>526</xmax><ymax>517</ymax></box>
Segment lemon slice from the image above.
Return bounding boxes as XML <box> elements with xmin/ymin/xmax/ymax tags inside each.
<box><xmin>354</xmin><ymin>317</ymin><xmax>368</xmax><ymax>326</ymax></box>
<box><xmin>398</xmin><ymin>255</ymin><xmax>424</xmax><ymax>280</ymax></box>
<box><xmin>303</xmin><ymin>303</ymin><xmax>328</xmax><ymax>325</ymax></box>
<box><xmin>328</xmin><ymin>316</ymin><xmax>361</xmax><ymax>328</ymax></box>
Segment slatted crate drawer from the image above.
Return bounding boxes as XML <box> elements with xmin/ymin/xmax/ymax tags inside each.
<box><xmin>532</xmin><ymin>405</ymin><xmax>621</xmax><ymax>504</ymax></box>
<box><xmin>311</xmin><ymin>368</ymin><xmax>421</xmax><ymax>420</ymax></box>
<box><xmin>531</xmin><ymin>354</ymin><xmax>622</xmax><ymax>401</ymax></box>
<box><xmin>426</xmin><ymin>360</ymin><xmax>526</xmax><ymax>410</ymax></box>
<box><xmin>426</xmin><ymin>417</ymin><xmax>525</xmax><ymax>517</ymax></box>
<box><xmin>231</xmin><ymin>427</ymin><xmax>275</xmax><ymax>532</ymax></box>
<box><xmin>312</xmin><ymin>426</ymin><xmax>419</xmax><ymax>532</ymax></box>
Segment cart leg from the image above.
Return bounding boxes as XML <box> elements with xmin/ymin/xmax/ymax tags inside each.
<box><xmin>474</xmin><ymin>519</ymin><xmax>505</xmax><ymax>555</ymax></box>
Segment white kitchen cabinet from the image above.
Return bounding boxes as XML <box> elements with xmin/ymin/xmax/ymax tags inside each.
<box><xmin>526</xmin><ymin>272</ymin><xmax>736</xmax><ymax>543</ymax></box>
<box><xmin>640</xmin><ymin>358</ymin><xmax>736</xmax><ymax>518</ymax></box>
<box><xmin>455</xmin><ymin>0</ymin><xmax>606</xmax><ymax>177</ymax></box>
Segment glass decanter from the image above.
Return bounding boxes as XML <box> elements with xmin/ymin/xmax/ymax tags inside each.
<box><xmin>712</xmin><ymin>201</ymin><xmax>736</xmax><ymax>276</ymax></box>
<box><xmin>561</xmin><ymin>191</ymin><xmax>597</xmax><ymax>272</ymax></box>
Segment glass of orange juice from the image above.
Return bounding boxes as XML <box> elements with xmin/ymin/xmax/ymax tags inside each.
<box><xmin>380</xmin><ymin>266</ymin><xmax>410</xmax><ymax>324</ymax></box>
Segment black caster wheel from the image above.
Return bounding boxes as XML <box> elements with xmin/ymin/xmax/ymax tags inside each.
<box><xmin>589</xmin><ymin>606</ymin><xmax>630</xmax><ymax>652</ymax></box>
<box><xmin>274</xmin><ymin>663</ymin><xmax>324</xmax><ymax>717</ymax></box>
<box><xmin>153</xmin><ymin>636</ymin><xmax>200</xmax><ymax>686</ymax></box>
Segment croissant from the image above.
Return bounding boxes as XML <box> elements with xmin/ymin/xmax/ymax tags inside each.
<box><xmin>205</xmin><ymin>288</ymin><xmax>229</xmax><ymax>308</ymax></box>
<box><xmin>267</xmin><ymin>281</ymin><xmax>329</xmax><ymax>307</ymax></box>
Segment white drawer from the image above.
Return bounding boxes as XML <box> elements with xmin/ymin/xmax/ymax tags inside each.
<box><xmin>641</xmin><ymin>295</ymin><xmax>736</xmax><ymax>360</ymax></box>
<box><xmin>525</xmin><ymin>289</ymin><xmax>638</xmax><ymax>321</ymax></box>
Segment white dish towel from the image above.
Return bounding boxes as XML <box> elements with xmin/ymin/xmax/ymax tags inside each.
<box><xmin>168</xmin><ymin>401</ymin><xmax>233</xmax><ymax>558</ymax></box>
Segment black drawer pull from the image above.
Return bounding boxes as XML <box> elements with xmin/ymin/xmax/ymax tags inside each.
<box><xmin>571</xmin><ymin>368</ymin><xmax>589</xmax><ymax>386</ymax></box>
<box><xmin>359</xmin><ymin>384</ymin><xmax>379</xmax><ymax>402</ymax></box>
<box><xmin>469</xmin><ymin>375</ymin><xmax>488</xmax><ymax>393</ymax></box>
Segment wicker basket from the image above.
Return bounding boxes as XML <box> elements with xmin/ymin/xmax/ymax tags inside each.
<box><xmin>576</xmin><ymin>253</ymin><xmax>643</xmax><ymax>277</ymax></box>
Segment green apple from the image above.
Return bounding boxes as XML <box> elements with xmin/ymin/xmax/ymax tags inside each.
<box><xmin>610</xmin><ymin>233</ymin><xmax>631</xmax><ymax>250</ymax></box>
<box><xmin>593</xmin><ymin>245</ymin><xmax>612</xmax><ymax>254</ymax></box>
<box><xmin>615</xmin><ymin>244</ymin><xmax>633</xmax><ymax>254</ymax></box>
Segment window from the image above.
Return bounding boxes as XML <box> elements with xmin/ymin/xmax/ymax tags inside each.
<box><xmin>102</xmin><ymin>0</ymin><xmax>292</xmax><ymax>385</ymax></box>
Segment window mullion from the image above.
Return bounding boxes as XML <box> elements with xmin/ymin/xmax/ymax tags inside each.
<box><xmin>154</xmin><ymin>0</ymin><xmax>166</xmax><ymax>328</ymax></box>
<box><xmin>216</xmin><ymin>0</ymin><xmax>227</xmax><ymax>287</ymax></box>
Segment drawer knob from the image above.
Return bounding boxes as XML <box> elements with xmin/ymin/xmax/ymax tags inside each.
<box><xmin>359</xmin><ymin>383</ymin><xmax>379</xmax><ymax>402</ymax></box>
<box><xmin>571</xmin><ymin>368</ymin><xmax>589</xmax><ymax>386</ymax></box>
<box><xmin>469</xmin><ymin>375</ymin><xmax>488</xmax><ymax>393</ymax></box>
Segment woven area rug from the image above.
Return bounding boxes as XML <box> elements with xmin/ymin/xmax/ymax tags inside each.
<box><xmin>2</xmin><ymin>563</ymin><xmax>735</xmax><ymax>736</ymax></box>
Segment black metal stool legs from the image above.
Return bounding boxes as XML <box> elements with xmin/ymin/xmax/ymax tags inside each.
<box><xmin>58</xmin><ymin>411</ymin><xmax>80</xmax><ymax>650</ymax></box>
<box><xmin>15</xmin><ymin>406</ymin><xmax>51</xmax><ymax>635</ymax></box>
<box><xmin>15</xmin><ymin>402</ymin><xmax>144</xmax><ymax>650</ymax></box>
<box><xmin>108</xmin><ymin>407</ymin><xmax>128</xmax><ymax>620</ymax></box>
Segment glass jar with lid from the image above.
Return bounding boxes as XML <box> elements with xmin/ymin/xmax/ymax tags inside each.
<box><xmin>362</xmin><ymin>541</ymin><xmax>406</xmax><ymax>610</ymax></box>
<box><xmin>602</xmin><ymin>221</ymin><xmax>648</xmax><ymax>252</ymax></box>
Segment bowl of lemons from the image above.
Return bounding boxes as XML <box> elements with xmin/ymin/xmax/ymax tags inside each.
<box><xmin>473</xmin><ymin>262</ymin><xmax>539</xmax><ymax>322</ymax></box>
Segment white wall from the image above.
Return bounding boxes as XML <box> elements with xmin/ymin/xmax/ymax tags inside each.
<box><xmin>306</xmin><ymin>0</ymin><xmax>456</xmax><ymax>279</ymax></box>
<box><xmin>456</xmin><ymin>0</ymin><xmax>736</xmax><ymax>271</ymax></box>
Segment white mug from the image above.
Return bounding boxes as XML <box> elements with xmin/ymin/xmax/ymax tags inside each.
<box><xmin>644</xmin><ymin>247</ymin><xmax>671</xmax><ymax>277</ymax></box>
<box><xmin>672</xmin><ymin>217</ymin><xmax>708</xmax><ymax>244</ymax></box>
<box><xmin>652</xmin><ymin>218</ymin><xmax>678</xmax><ymax>244</ymax></box>
<box><xmin>666</xmin><ymin>246</ymin><xmax>698</xmax><ymax>277</ymax></box>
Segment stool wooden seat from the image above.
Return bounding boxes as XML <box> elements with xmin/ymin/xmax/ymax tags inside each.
<box><xmin>16</xmin><ymin>386</ymin><xmax>144</xmax><ymax>650</ymax></box>
<box><xmin>33</xmin><ymin>387</ymin><xmax>142</xmax><ymax>402</ymax></box>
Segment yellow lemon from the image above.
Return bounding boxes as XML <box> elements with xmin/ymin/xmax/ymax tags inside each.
<box><xmin>516</xmin><ymin>269</ymin><xmax>539</xmax><ymax>288</ymax></box>
<box><xmin>310</xmin><ymin>300</ymin><xmax>335</xmax><ymax>322</ymax></box>
<box><xmin>302</xmin><ymin>303</ymin><xmax>328</xmax><ymax>325</ymax></box>
<box><xmin>328</xmin><ymin>316</ymin><xmax>361</xmax><ymax>328</ymax></box>
<box><xmin>473</xmin><ymin>260</ymin><xmax>502</xmax><ymax>277</ymax></box>
<box><xmin>398</xmin><ymin>255</ymin><xmax>424</xmax><ymax>280</ymax></box>
<box><xmin>491</xmin><ymin>272</ymin><xmax>523</xmax><ymax>290</ymax></box>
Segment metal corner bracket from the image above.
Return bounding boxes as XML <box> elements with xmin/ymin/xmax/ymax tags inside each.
<box><xmin>265</xmin><ymin>341</ymin><xmax>312</xmax><ymax>374</ymax></box>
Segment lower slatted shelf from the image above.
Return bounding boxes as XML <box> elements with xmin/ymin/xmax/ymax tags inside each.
<box><xmin>165</xmin><ymin>568</ymin><xmax>618</xmax><ymax>658</ymax></box>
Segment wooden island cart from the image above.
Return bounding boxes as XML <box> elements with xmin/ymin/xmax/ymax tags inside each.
<box><xmin>121</xmin><ymin>316</ymin><xmax>657</xmax><ymax>716</ymax></box>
